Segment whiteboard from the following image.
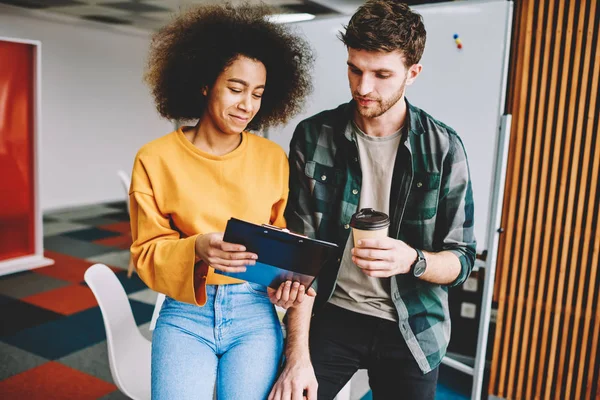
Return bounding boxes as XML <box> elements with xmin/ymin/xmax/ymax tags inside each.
<box><xmin>409</xmin><ymin>0</ymin><xmax>512</xmax><ymax>252</ymax></box>
<box><xmin>269</xmin><ymin>0</ymin><xmax>512</xmax><ymax>253</ymax></box>
<box><xmin>266</xmin><ymin>15</ymin><xmax>352</xmax><ymax>149</ymax></box>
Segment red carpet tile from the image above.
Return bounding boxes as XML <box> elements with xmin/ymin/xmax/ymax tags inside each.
<box><xmin>0</xmin><ymin>361</ymin><xmax>116</xmax><ymax>399</ymax></box>
<box><xmin>21</xmin><ymin>284</ymin><xmax>99</xmax><ymax>315</ymax></box>
<box><xmin>94</xmin><ymin>234</ymin><xmax>132</xmax><ymax>249</ymax></box>
<box><xmin>38</xmin><ymin>251</ymin><xmax>96</xmax><ymax>283</ymax></box>
<box><xmin>39</xmin><ymin>250</ymin><xmax>120</xmax><ymax>282</ymax></box>
<box><xmin>99</xmin><ymin>221</ymin><xmax>131</xmax><ymax>234</ymax></box>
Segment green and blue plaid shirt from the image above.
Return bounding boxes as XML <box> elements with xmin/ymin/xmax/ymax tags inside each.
<box><xmin>284</xmin><ymin>99</ymin><xmax>476</xmax><ymax>373</ymax></box>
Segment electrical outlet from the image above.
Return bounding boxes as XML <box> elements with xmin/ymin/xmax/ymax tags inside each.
<box><xmin>461</xmin><ymin>302</ymin><xmax>477</xmax><ymax>319</ymax></box>
<box><xmin>463</xmin><ymin>276</ymin><xmax>478</xmax><ymax>292</ymax></box>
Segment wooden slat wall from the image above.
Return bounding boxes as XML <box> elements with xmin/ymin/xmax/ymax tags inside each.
<box><xmin>490</xmin><ymin>0</ymin><xmax>600</xmax><ymax>399</ymax></box>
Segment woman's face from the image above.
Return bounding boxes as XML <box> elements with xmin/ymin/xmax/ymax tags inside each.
<box><xmin>204</xmin><ymin>55</ymin><xmax>266</xmax><ymax>135</ymax></box>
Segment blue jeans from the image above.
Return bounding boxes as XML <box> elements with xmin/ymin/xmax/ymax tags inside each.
<box><xmin>152</xmin><ymin>282</ymin><xmax>284</xmax><ymax>399</ymax></box>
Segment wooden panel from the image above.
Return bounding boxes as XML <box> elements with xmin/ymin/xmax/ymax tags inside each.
<box><xmin>489</xmin><ymin>0</ymin><xmax>600</xmax><ymax>398</ymax></box>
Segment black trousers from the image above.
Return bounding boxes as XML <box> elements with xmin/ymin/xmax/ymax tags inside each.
<box><xmin>309</xmin><ymin>303</ymin><xmax>439</xmax><ymax>400</ymax></box>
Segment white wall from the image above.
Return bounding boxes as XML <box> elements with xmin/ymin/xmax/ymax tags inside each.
<box><xmin>0</xmin><ymin>6</ymin><xmax>173</xmax><ymax>211</ymax></box>
<box><xmin>266</xmin><ymin>15</ymin><xmax>352</xmax><ymax>151</ymax></box>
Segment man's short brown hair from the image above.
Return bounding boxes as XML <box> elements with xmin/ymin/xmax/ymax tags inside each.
<box><xmin>339</xmin><ymin>0</ymin><xmax>426</xmax><ymax>67</ymax></box>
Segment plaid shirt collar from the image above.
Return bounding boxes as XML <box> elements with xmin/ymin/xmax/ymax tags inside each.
<box><xmin>340</xmin><ymin>99</ymin><xmax>424</xmax><ymax>150</ymax></box>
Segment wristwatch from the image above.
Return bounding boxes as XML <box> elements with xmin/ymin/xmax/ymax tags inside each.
<box><xmin>411</xmin><ymin>248</ymin><xmax>427</xmax><ymax>278</ymax></box>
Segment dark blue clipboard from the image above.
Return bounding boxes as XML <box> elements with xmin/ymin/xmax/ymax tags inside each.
<box><xmin>216</xmin><ymin>218</ymin><xmax>339</xmax><ymax>289</ymax></box>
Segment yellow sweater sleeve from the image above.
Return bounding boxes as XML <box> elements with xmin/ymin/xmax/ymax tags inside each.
<box><xmin>129</xmin><ymin>155</ymin><xmax>207</xmax><ymax>306</ymax></box>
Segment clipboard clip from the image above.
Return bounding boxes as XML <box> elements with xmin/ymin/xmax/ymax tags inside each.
<box><xmin>261</xmin><ymin>224</ymin><xmax>309</xmax><ymax>239</ymax></box>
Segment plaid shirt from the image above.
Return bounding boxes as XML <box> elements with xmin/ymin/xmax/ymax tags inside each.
<box><xmin>285</xmin><ymin>99</ymin><xmax>476</xmax><ymax>373</ymax></box>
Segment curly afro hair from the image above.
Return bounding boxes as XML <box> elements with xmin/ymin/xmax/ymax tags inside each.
<box><xmin>144</xmin><ymin>2</ymin><xmax>314</xmax><ymax>131</ymax></box>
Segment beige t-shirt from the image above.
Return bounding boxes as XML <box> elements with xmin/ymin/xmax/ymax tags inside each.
<box><xmin>328</xmin><ymin>121</ymin><xmax>403</xmax><ymax>322</ymax></box>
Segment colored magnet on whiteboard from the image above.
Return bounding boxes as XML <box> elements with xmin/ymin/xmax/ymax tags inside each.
<box><xmin>453</xmin><ymin>34</ymin><xmax>463</xmax><ymax>50</ymax></box>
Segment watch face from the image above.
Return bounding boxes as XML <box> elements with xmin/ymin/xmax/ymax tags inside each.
<box><xmin>413</xmin><ymin>259</ymin><xmax>427</xmax><ymax>277</ymax></box>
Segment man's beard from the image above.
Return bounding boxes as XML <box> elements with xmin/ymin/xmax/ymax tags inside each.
<box><xmin>354</xmin><ymin>78</ymin><xmax>407</xmax><ymax>118</ymax></box>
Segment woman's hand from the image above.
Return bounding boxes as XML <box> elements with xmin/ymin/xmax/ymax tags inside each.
<box><xmin>268</xmin><ymin>281</ymin><xmax>316</xmax><ymax>309</ymax></box>
<box><xmin>195</xmin><ymin>233</ymin><xmax>257</xmax><ymax>273</ymax></box>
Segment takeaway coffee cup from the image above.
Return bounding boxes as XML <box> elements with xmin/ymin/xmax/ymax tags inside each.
<box><xmin>350</xmin><ymin>208</ymin><xmax>390</xmax><ymax>248</ymax></box>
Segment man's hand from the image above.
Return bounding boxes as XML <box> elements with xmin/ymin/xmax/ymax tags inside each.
<box><xmin>268</xmin><ymin>281</ymin><xmax>317</xmax><ymax>309</ymax></box>
<box><xmin>268</xmin><ymin>356</ymin><xmax>318</xmax><ymax>400</ymax></box>
<box><xmin>351</xmin><ymin>237</ymin><xmax>418</xmax><ymax>278</ymax></box>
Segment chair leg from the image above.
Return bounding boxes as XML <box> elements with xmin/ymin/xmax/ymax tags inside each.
<box><xmin>127</xmin><ymin>253</ymin><xmax>135</xmax><ymax>278</ymax></box>
<box><xmin>127</xmin><ymin>230</ymin><xmax>135</xmax><ymax>278</ymax></box>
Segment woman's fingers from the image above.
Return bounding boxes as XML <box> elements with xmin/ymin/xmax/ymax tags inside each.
<box><xmin>207</xmin><ymin>255</ymin><xmax>255</xmax><ymax>266</ymax></box>
<box><xmin>211</xmin><ymin>264</ymin><xmax>248</xmax><ymax>273</ymax></box>
<box><xmin>219</xmin><ymin>240</ymin><xmax>248</xmax><ymax>253</ymax></box>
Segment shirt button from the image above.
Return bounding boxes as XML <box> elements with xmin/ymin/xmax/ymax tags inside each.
<box><xmin>354</xmin><ymin>157</ymin><xmax>358</xmax><ymax>162</ymax></box>
<box><xmin>344</xmin><ymin>224</ymin><xmax>350</xmax><ymax>229</ymax></box>
<box><xmin>416</xmin><ymin>182</ymin><xmax>423</xmax><ymax>188</ymax></box>
<box><xmin>321</xmin><ymin>175</ymin><xmax>327</xmax><ymax>181</ymax></box>
<box><xmin>352</xmin><ymin>189</ymin><xmax>358</xmax><ymax>195</ymax></box>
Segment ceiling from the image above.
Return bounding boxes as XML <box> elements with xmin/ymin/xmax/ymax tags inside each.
<box><xmin>0</xmin><ymin>0</ymin><xmax>455</xmax><ymax>32</ymax></box>
<box><xmin>0</xmin><ymin>0</ymin><xmax>358</xmax><ymax>32</ymax></box>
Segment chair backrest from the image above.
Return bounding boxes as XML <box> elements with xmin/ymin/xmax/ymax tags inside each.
<box><xmin>117</xmin><ymin>170</ymin><xmax>131</xmax><ymax>215</ymax></box>
<box><xmin>84</xmin><ymin>264</ymin><xmax>151</xmax><ymax>400</ymax></box>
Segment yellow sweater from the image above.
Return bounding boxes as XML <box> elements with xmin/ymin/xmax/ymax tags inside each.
<box><xmin>129</xmin><ymin>129</ymin><xmax>289</xmax><ymax>306</ymax></box>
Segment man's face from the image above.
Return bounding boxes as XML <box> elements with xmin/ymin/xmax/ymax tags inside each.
<box><xmin>347</xmin><ymin>48</ymin><xmax>421</xmax><ymax>118</ymax></box>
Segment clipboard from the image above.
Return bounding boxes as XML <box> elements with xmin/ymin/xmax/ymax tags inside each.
<box><xmin>216</xmin><ymin>218</ymin><xmax>339</xmax><ymax>289</ymax></box>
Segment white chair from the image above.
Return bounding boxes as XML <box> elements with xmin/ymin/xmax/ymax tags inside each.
<box><xmin>117</xmin><ymin>170</ymin><xmax>131</xmax><ymax>215</ymax></box>
<box><xmin>117</xmin><ymin>170</ymin><xmax>136</xmax><ymax>278</ymax></box>
<box><xmin>84</xmin><ymin>263</ymin><xmax>151</xmax><ymax>400</ymax></box>
<box><xmin>334</xmin><ymin>379</ymin><xmax>352</xmax><ymax>400</ymax></box>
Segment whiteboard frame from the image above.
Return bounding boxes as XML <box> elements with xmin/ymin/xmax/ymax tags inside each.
<box><xmin>0</xmin><ymin>36</ymin><xmax>54</xmax><ymax>276</ymax></box>
<box><xmin>471</xmin><ymin>0</ymin><xmax>514</xmax><ymax>397</ymax></box>
<box><xmin>471</xmin><ymin>114</ymin><xmax>512</xmax><ymax>400</ymax></box>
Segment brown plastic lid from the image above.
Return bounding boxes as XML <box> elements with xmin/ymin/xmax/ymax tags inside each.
<box><xmin>350</xmin><ymin>208</ymin><xmax>390</xmax><ymax>230</ymax></box>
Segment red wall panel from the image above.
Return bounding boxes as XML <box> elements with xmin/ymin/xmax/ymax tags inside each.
<box><xmin>0</xmin><ymin>40</ymin><xmax>36</xmax><ymax>261</ymax></box>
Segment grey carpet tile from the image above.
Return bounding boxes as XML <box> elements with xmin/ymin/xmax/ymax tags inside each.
<box><xmin>102</xmin><ymin>211</ymin><xmax>130</xmax><ymax>222</ymax></box>
<box><xmin>70</xmin><ymin>216</ymin><xmax>122</xmax><ymax>226</ymax></box>
<box><xmin>128</xmin><ymin>289</ymin><xmax>158</xmax><ymax>305</ymax></box>
<box><xmin>58</xmin><ymin>341</ymin><xmax>114</xmax><ymax>384</ymax></box>
<box><xmin>87</xmin><ymin>250</ymin><xmax>131</xmax><ymax>270</ymax></box>
<box><xmin>43</xmin><ymin>221</ymin><xmax>90</xmax><ymax>237</ymax></box>
<box><xmin>44</xmin><ymin>235</ymin><xmax>114</xmax><ymax>259</ymax></box>
<box><xmin>0</xmin><ymin>342</ymin><xmax>48</xmax><ymax>380</ymax></box>
<box><xmin>62</xmin><ymin>227</ymin><xmax>121</xmax><ymax>241</ymax></box>
<box><xmin>46</xmin><ymin>205</ymin><xmax>123</xmax><ymax>221</ymax></box>
<box><xmin>137</xmin><ymin>322</ymin><xmax>153</xmax><ymax>342</ymax></box>
<box><xmin>103</xmin><ymin>201</ymin><xmax>127</xmax><ymax>210</ymax></box>
<box><xmin>0</xmin><ymin>273</ymin><xmax>70</xmax><ymax>299</ymax></box>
